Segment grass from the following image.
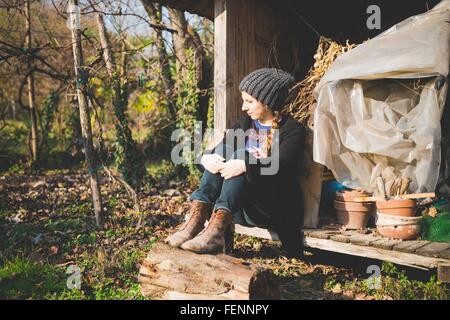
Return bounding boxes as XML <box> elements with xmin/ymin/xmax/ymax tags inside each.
<box><xmin>0</xmin><ymin>245</ymin><xmax>152</xmax><ymax>300</ymax></box>
<box><xmin>324</xmin><ymin>262</ymin><xmax>450</xmax><ymax>300</ymax></box>
<box><xmin>0</xmin><ymin>257</ymin><xmax>66</xmax><ymax>299</ymax></box>
<box><xmin>0</xmin><ymin>120</ymin><xmax>28</xmax><ymax>173</ymax></box>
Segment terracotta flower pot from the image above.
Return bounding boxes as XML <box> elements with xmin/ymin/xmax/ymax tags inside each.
<box><xmin>375</xmin><ymin>212</ymin><xmax>422</xmax><ymax>240</ymax></box>
<box><xmin>335</xmin><ymin>190</ymin><xmax>371</xmax><ymax>202</ymax></box>
<box><xmin>376</xmin><ymin>199</ymin><xmax>416</xmax><ymax>217</ymax></box>
<box><xmin>334</xmin><ymin>200</ymin><xmax>373</xmax><ymax>229</ymax></box>
<box><xmin>377</xmin><ymin>225</ymin><xmax>421</xmax><ymax>240</ymax></box>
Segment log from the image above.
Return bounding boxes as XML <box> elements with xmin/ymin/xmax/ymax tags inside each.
<box><xmin>138</xmin><ymin>242</ymin><xmax>280</xmax><ymax>300</ymax></box>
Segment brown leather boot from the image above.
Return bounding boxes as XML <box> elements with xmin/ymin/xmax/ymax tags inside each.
<box><xmin>181</xmin><ymin>208</ymin><xmax>234</xmax><ymax>254</ymax></box>
<box><xmin>165</xmin><ymin>200</ymin><xmax>213</xmax><ymax>247</ymax></box>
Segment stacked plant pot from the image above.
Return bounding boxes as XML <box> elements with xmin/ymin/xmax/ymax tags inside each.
<box><xmin>376</xmin><ymin>199</ymin><xmax>421</xmax><ymax>240</ymax></box>
<box><xmin>334</xmin><ymin>190</ymin><xmax>374</xmax><ymax>229</ymax></box>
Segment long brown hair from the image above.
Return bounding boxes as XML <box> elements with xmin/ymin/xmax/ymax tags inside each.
<box><xmin>263</xmin><ymin>110</ymin><xmax>281</xmax><ymax>157</ymax></box>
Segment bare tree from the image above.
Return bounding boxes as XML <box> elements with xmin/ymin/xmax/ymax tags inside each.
<box><xmin>95</xmin><ymin>9</ymin><xmax>145</xmax><ymax>189</ymax></box>
<box><xmin>68</xmin><ymin>0</ymin><xmax>104</xmax><ymax>228</ymax></box>
<box><xmin>167</xmin><ymin>7</ymin><xmax>210</xmax><ymax>132</ymax></box>
<box><xmin>142</xmin><ymin>1</ymin><xmax>176</xmax><ymax>120</ymax></box>
<box><xmin>24</xmin><ymin>0</ymin><xmax>39</xmax><ymax>164</ymax></box>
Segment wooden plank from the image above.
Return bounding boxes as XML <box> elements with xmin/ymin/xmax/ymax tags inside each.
<box><xmin>214</xmin><ymin>0</ymin><xmax>236</xmax><ymax>136</ymax></box>
<box><xmin>301</xmin><ymin>229</ymin><xmax>317</xmax><ymax>236</ymax></box>
<box><xmin>330</xmin><ymin>233</ymin><xmax>351</xmax><ymax>243</ymax></box>
<box><xmin>416</xmin><ymin>243</ymin><xmax>450</xmax><ymax>258</ymax></box>
<box><xmin>153</xmin><ymin>0</ymin><xmax>214</xmax><ymax>19</ymax></box>
<box><xmin>347</xmin><ymin>233</ymin><xmax>383</xmax><ymax>246</ymax></box>
<box><xmin>214</xmin><ymin>0</ymin><xmax>281</xmax><ymax>134</ymax></box>
<box><xmin>392</xmin><ymin>240</ymin><xmax>431</xmax><ymax>254</ymax></box>
<box><xmin>370</xmin><ymin>238</ymin><xmax>403</xmax><ymax>250</ymax></box>
<box><xmin>303</xmin><ymin>237</ymin><xmax>449</xmax><ymax>270</ymax></box>
<box><xmin>308</xmin><ymin>230</ymin><xmax>340</xmax><ymax>240</ymax></box>
<box><xmin>437</xmin><ymin>263</ymin><xmax>450</xmax><ymax>283</ymax></box>
<box><xmin>234</xmin><ymin>224</ymin><xmax>280</xmax><ymax>241</ymax></box>
<box><xmin>299</xmin><ymin>128</ymin><xmax>323</xmax><ymax>229</ymax></box>
<box><xmin>439</xmin><ymin>249</ymin><xmax>450</xmax><ymax>260</ymax></box>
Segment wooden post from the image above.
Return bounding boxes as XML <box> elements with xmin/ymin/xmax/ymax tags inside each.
<box><xmin>68</xmin><ymin>0</ymin><xmax>104</xmax><ymax>228</ymax></box>
<box><xmin>24</xmin><ymin>0</ymin><xmax>39</xmax><ymax>164</ymax></box>
<box><xmin>213</xmin><ymin>0</ymin><xmax>302</xmax><ymax>133</ymax></box>
<box><xmin>438</xmin><ymin>263</ymin><xmax>450</xmax><ymax>283</ymax></box>
<box><xmin>299</xmin><ymin>128</ymin><xmax>323</xmax><ymax>228</ymax></box>
<box><xmin>214</xmin><ymin>0</ymin><xmax>315</xmax><ymax>228</ymax></box>
<box><xmin>213</xmin><ymin>0</ymin><xmax>276</xmax><ymax>134</ymax></box>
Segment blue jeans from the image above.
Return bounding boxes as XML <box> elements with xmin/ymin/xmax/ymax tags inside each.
<box><xmin>190</xmin><ymin>147</ymin><xmax>270</xmax><ymax>227</ymax></box>
<box><xmin>190</xmin><ymin>147</ymin><xmax>248</xmax><ymax>212</ymax></box>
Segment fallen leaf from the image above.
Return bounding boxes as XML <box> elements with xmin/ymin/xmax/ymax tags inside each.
<box><xmin>50</xmin><ymin>246</ymin><xmax>59</xmax><ymax>255</ymax></box>
<box><xmin>331</xmin><ymin>283</ymin><xmax>342</xmax><ymax>294</ymax></box>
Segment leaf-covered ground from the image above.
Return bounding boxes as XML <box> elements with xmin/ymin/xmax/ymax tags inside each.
<box><xmin>0</xmin><ymin>169</ymin><xmax>449</xmax><ymax>300</ymax></box>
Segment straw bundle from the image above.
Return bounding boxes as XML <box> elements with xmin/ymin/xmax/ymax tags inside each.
<box><xmin>285</xmin><ymin>37</ymin><xmax>356</xmax><ymax>127</ymax></box>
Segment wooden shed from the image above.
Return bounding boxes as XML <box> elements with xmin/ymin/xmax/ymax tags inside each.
<box><xmin>154</xmin><ymin>0</ymin><xmax>450</xmax><ymax>281</ymax></box>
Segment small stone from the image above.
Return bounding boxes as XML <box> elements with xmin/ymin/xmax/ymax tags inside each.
<box><xmin>32</xmin><ymin>181</ymin><xmax>47</xmax><ymax>189</ymax></box>
<box><xmin>50</xmin><ymin>246</ymin><xmax>59</xmax><ymax>255</ymax></box>
<box><xmin>163</xmin><ymin>189</ymin><xmax>180</xmax><ymax>197</ymax></box>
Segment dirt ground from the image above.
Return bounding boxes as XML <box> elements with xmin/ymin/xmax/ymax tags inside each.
<box><xmin>0</xmin><ymin>170</ymin><xmax>447</xmax><ymax>300</ymax></box>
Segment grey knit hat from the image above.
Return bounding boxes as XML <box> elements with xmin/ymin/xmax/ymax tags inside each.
<box><xmin>239</xmin><ymin>68</ymin><xmax>295</xmax><ymax>111</ymax></box>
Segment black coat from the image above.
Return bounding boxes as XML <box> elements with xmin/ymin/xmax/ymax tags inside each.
<box><xmin>207</xmin><ymin>114</ymin><xmax>306</xmax><ymax>255</ymax></box>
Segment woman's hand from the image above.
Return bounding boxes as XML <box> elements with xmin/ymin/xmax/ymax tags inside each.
<box><xmin>201</xmin><ymin>153</ymin><xmax>225</xmax><ymax>174</ymax></box>
<box><xmin>220</xmin><ymin>159</ymin><xmax>246</xmax><ymax>180</ymax></box>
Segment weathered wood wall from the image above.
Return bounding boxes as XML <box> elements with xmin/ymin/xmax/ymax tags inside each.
<box><xmin>213</xmin><ymin>0</ymin><xmax>302</xmax><ymax>134</ymax></box>
<box><xmin>213</xmin><ymin>0</ymin><xmax>319</xmax><ymax>227</ymax></box>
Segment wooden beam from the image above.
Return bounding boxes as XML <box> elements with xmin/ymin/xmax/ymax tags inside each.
<box><xmin>150</xmin><ymin>0</ymin><xmax>214</xmax><ymax>20</ymax></box>
<box><xmin>214</xmin><ymin>0</ymin><xmax>259</xmax><ymax>134</ymax></box>
<box><xmin>416</xmin><ymin>243</ymin><xmax>450</xmax><ymax>258</ymax></box>
<box><xmin>303</xmin><ymin>237</ymin><xmax>449</xmax><ymax>270</ymax></box>
<box><xmin>235</xmin><ymin>224</ymin><xmax>280</xmax><ymax>241</ymax></box>
<box><xmin>213</xmin><ymin>0</ymin><xmax>288</xmax><ymax>135</ymax></box>
<box><xmin>300</xmin><ymin>128</ymin><xmax>323</xmax><ymax>228</ymax></box>
<box><xmin>233</xmin><ymin>225</ymin><xmax>450</xmax><ymax>270</ymax></box>
<box><xmin>213</xmin><ymin>0</ymin><xmax>236</xmax><ymax>136</ymax></box>
<box><xmin>438</xmin><ymin>263</ymin><xmax>450</xmax><ymax>283</ymax></box>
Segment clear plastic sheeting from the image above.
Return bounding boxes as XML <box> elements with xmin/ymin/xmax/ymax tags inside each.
<box><xmin>313</xmin><ymin>0</ymin><xmax>450</xmax><ymax>194</ymax></box>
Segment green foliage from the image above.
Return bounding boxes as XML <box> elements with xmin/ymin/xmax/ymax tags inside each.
<box><xmin>111</xmin><ymin>76</ymin><xmax>146</xmax><ymax>190</ymax></box>
<box><xmin>72</xmin><ymin>232</ymin><xmax>98</xmax><ymax>246</ymax></box>
<box><xmin>421</xmin><ymin>211</ymin><xmax>450</xmax><ymax>243</ymax></box>
<box><xmin>146</xmin><ymin>159</ymin><xmax>175</xmax><ymax>181</ymax></box>
<box><xmin>45</xmin><ymin>218</ymin><xmax>85</xmax><ymax>233</ymax></box>
<box><xmin>132</xmin><ymin>79</ymin><xmax>166</xmax><ymax>113</ymax></box>
<box><xmin>207</xmin><ymin>86</ymin><xmax>214</xmax><ymax>129</ymax></box>
<box><xmin>64</xmin><ymin>202</ymin><xmax>92</xmax><ymax>216</ymax></box>
<box><xmin>329</xmin><ymin>262</ymin><xmax>450</xmax><ymax>300</ymax></box>
<box><xmin>379</xmin><ymin>262</ymin><xmax>449</xmax><ymax>300</ymax></box>
<box><xmin>175</xmin><ymin>48</ymin><xmax>203</xmax><ymax>185</ymax></box>
<box><xmin>0</xmin><ymin>121</ymin><xmax>28</xmax><ymax>172</ymax></box>
<box><xmin>0</xmin><ymin>257</ymin><xmax>66</xmax><ymax>299</ymax></box>
<box><xmin>40</xmin><ymin>91</ymin><xmax>60</xmax><ymax>156</ymax></box>
<box><xmin>135</xmin><ymin>75</ymin><xmax>174</xmax><ymax>160</ymax></box>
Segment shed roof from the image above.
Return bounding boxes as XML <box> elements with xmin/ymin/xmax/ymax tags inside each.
<box><xmin>152</xmin><ymin>0</ymin><xmax>443</xmax><ymax>43</ymax></box>
<box><xmin>152</xmin><ymin>0</ymin><xmax>213</xmax><ymax>19</ymax></box>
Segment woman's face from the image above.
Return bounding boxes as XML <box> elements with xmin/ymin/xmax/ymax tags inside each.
<box><xmin>241</xmin><ymin>91</ymin><xmax>272</xmax><ymax>121</ymax></box>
